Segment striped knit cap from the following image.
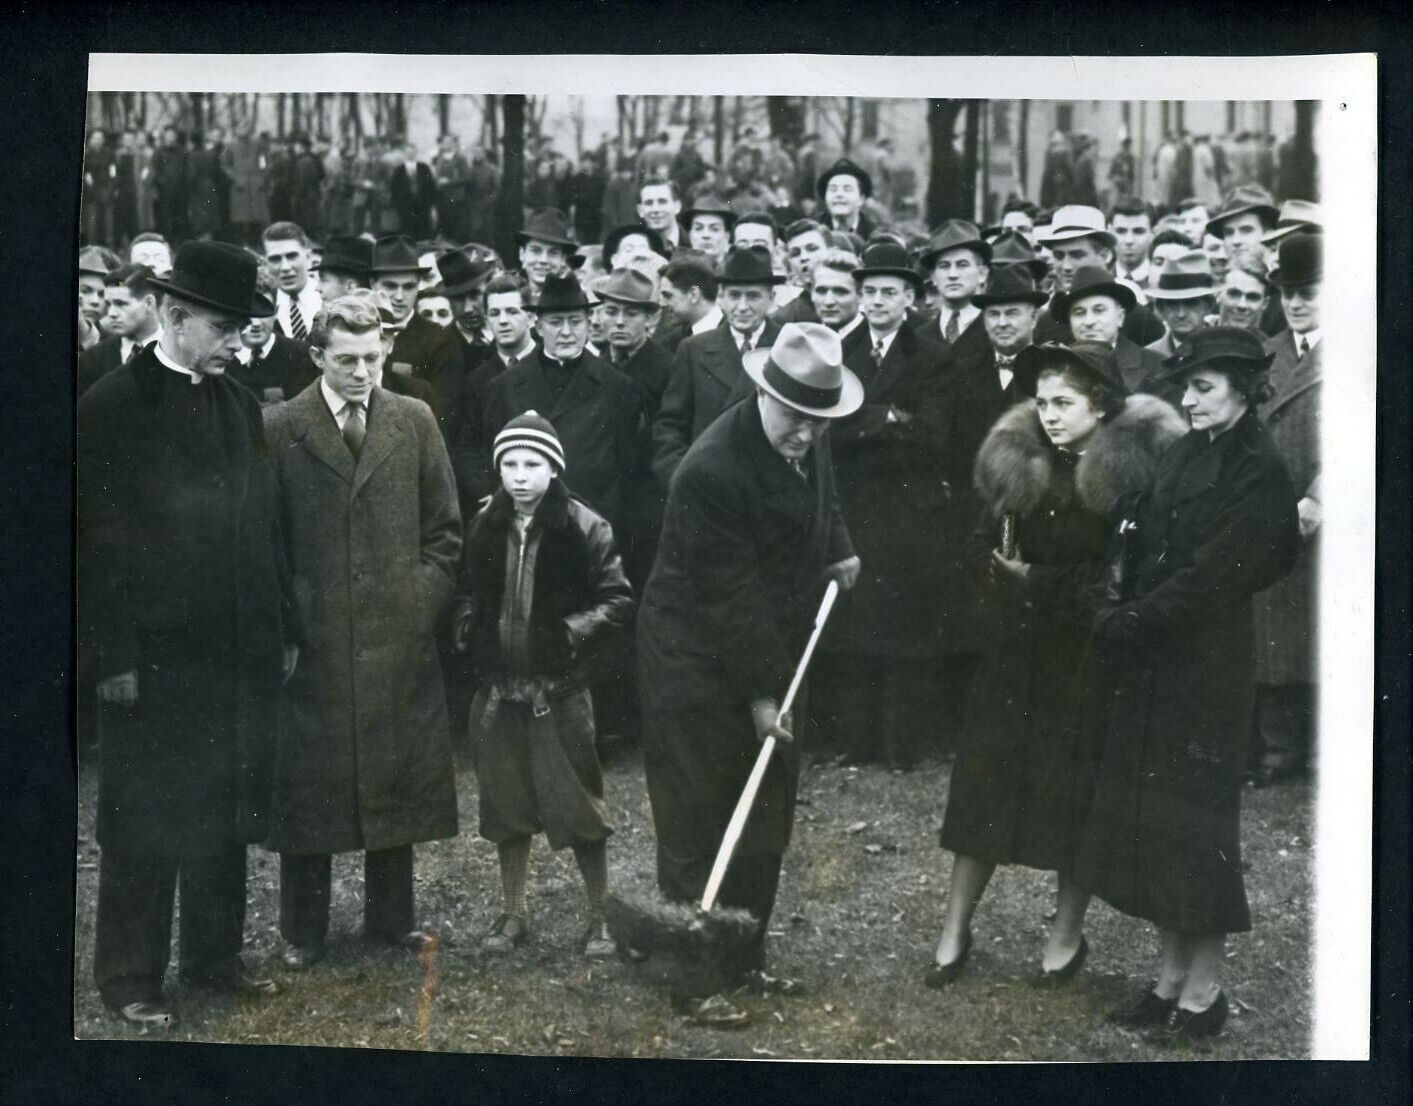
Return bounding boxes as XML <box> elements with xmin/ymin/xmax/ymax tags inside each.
<box><xmin>493</xmin><ymin>410</ymin><xmax>566</xmax><ymax>475</ymax></box>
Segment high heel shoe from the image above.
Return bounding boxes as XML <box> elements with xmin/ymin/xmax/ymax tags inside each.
<box><xmin>1033</xmin><ymin>934</ymin><xmax>1088</xmax><ymax>987</ymax></box>
<box><xmin>924</xmin><ymin>930</ymin><xmax>972</xmax><ymax>990</ymax></box>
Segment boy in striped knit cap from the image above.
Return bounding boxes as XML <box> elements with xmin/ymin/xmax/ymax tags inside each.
<box><xmin>453</xmin><ymin>412</ymin><xmax>635</xmax><ymax>960</ymax></box>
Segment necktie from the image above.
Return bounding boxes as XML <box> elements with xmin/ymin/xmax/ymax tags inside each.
<box><xmin>872</xmin><ymin>340</ymin><xmax>885</xmax><ymax>368</ymax></box>
<box><xmin>944</xmin><ymin>312</ymin><xmax>960</xmax><ymax>344</ymax></box>
<box><xmin>342</xmin><ymin>402</ymin><xmax>366</xmax><ymax>459</ymax></box>
<box><xmin>290</xmin><ymin>303</ymin><xmax>308</xmax><ymax>342</ymax></box>
<box><xmin>1298</xmin><ymin>336</ymin><xmax>1310</xmax><ymax>359</ymax></box>
<box><xmin>738</xmin><ymin>332</ymin><xmax>752</xmax><ymax>355</ymax></box>
<box><xmin>788</xmin><ymin>457</ymin><xmax>807</xmax><ymax>481</ymax></box>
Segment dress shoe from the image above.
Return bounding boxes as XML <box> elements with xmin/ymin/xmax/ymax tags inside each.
<box><xmin>1160</xmin><ymin>990</ymin><xmax>1229</xmax><ymax>1041</ymax></box>
<box><xmin>581</xmin><ymin>917</ymin><xmax>617</xmax><ymax>961</ymax></box>
<box><xmin>924</xmin><ymin>929</ymin><xmax>972</xmax><ymax>990</ymax></box>
<box><xmin>738</xmin><ymin>969</ymin><xmax>807</xmax><ymax>997</ymax></box>
<box><xmin>672</xmin><ymin>992</ymin><xmax>751</xmax><ymax>1029</ymax></box>
<box><xmin>182</xmin><ymin>962</ymin><xmax>281</xmax><ymax>997</ymax></box>
<box><xmin>281</xmin><ymin>943</ymin><xmax>326</xmax><ymax>970</ymax></box>
<box><xmin>114</xmin><ymin>1000</ymin><xmax>174</xmax><ymax>1029</ymax></box>
<box><xmin>1033</xmin><ymin>934</ymin><xmax>1088</xmax><ymax>987</ymax></box>
<box><xmin>1107</xmin><ymin>988</ymin><xmax>1176</xmax><ymax>1028</ymax></box>
<box><xmin>481</xmin><ymin>912</ymin><xmax>529</xmax><ymax>955</ymax></box>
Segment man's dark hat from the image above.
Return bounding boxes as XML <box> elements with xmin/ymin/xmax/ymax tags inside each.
<box><xmin>682</xmin><ymin>193</ymin><xmax>737</xmax><ymax>227</ymax></box>
<box><xmin>718</xmin><ymin>245</ymin><xmax>785</xmax><ymax>286</ymax></box>
<box><xmin>369</xmin><ymin>235</ymin><xmax>431</xmax><ymax>274</ymax></box>
<box><xmin>988</xmin><ymin>230</ymin><xmax>1050</xmax><ymax>279</ymax></box>
<box><xmin>603</xmin><ymin>222</ymin><xmax>667</xmax><ymax>265</ymax></box>
<box><xmin>1205</xmin><ymin>183</ymin><xmax>1280</xmax><ymax>238</ymax></box>
<box><xmin>1014</xmin><ymin>340</ymin><xmax>1125</xmax><ymax>397</ymax></box>
<box><xmin>1053</xmin><ymin>264</ymin><xmax>1137</xmax><ymax>318</ymax></box>
<box><xmin>852</xmin><ymin>240</ymin><xmax>924</xmax><ymax>295</ymax></box>
<box><xmin>319</xmin><ymin>234</ymin><xmax>373</xmax><ymax>279</ymax></box>
<box><xmin>515</xmin><ymin>208</ymin><xmax>577</xmax><ymax>250</ymax></box>
<box><xmin>595</xmin><ymin>266</ymin><xmax>660</xmax><ymax>309</ymax></box>
<box><xmin>1161</xmin><ymin>325</ymin><xmax>1275</xmax><ymax>378</ymax></box>
<box><xmin>1267</xmin><ymin>231</ymin><xmax>1323</xmax><ymax>289</ymax></box>
<box><xmin>525</xmin><ymin>273</ymin><xmax>594</xmax><ymax>313</ymax></box>
<box><xmin>816</xmin><ymin>157</ymin><xmax>873</xmax><ymax>200</ymax></box>
<box><xmin>919</xmin><ymin>219</ymin><xmax>992</xmax><ymax>270</ymax></box>
<box><xmin>972</xmin><ymin>265</ymin><xmax>1049</xmax><ymax>308</ymax></box>
<box><xmin>78</xmin><ymin>245</ymin><xmax>116</xmax><ymax>278</ymax></box>
<box><xmin>437</xmin><ymin>248</ymin><xmax>498</xmax><ymax>296</ymax></box>
<box><xmin>146</xmin><ymin>241</ymin><xmax>275</xmax><ymax>318</ymax></box>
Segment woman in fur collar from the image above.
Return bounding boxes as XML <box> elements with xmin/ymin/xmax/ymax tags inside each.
<box><xmin>927</xmin><ymin>341</ymin><xmax>1187</xmax><ymax>990</ymax></box>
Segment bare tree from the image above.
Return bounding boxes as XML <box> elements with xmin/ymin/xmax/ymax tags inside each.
<box><xmin>925</xmin><ymin>99</ymin><xmax>968</xmax><ymax>225</ymax></box>
<box><xmin>494</xmin><ymin>94</ymin><xmax>527</xmax><ymax>262</ymax></box>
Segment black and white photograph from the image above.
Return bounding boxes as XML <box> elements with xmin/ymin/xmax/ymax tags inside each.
<box><xmin>70</xmin><ymin>52</ymin><xmax>1377</xmax><ymax>1063</ymax></box>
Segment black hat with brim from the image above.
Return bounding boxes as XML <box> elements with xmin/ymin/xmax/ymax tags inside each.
<box><xmin>972</xmin><ymin>265</ymin><xmax>1049</xmax><ymax>308</ymax></box>
<box><xmin>1158</xmin><ymin>325</ymin><xmax>1275</xmax><ymax>380</ymax></box>
<box><xmin>718</xmin><ymin>245</ymin><xmax>785</xmax><ymax>286</ymax></box>
<box><xmin>816</xmin><ymin>157</ymin><xmax>874</xmax><ymax>200</ymax></box>
<box><xmin>852</xmin><ymin>240</ymin><xmax>925</xmax><ymax>295</ymax></box>
<box><xmin>1014</xmin><ymin>340</ymin><xmax>1125</xmax><ymax>397</ymax></box>
<box><xmin>437</xmin><ymin>248</ymin><xmax>498</xmax><ymax>296</ymax></box>
<box><xmin>603</xmin><ymin>223</ymin><xmax>668</xmax><ymax>265</ymax></box>
<box><xmin>1052</xmin><ymin>265</ymin><xmax>1137</xmax><ymax>319</ymax></box>
<box><xmin>682</xmin><ymin>196</ymin><xmax>737</xmax><ymax>228</ymax></box>
<box><xmin>319</xmin><ymin>235</ymin><xmax>374</xmax><ymax>279</ymax></box>
<box><xmin>369</xmin><ymin>235</ymin><xmax>432</xmax><ymax>275</ymax></box>
<box><xmin>147</xmin><ymin>241</ymin><xmax>276</xmax><ymax>318</ymax></box>
<box><xmin>515</xmin><ymin>208</ymin><xmax>577</xmax><ymax>251</ymax></box>
<box><xmin>1267</xmin><ymin>231</ymin><xmax>1323</xmax><ymax>289</ymax></box>
<box><xmin>525</xmin><ymin>273</ymin><xmax>595</xmax><ymax>313</ymax></box>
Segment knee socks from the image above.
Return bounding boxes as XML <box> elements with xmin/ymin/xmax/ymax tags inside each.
<box><xmin>498</xmin><ymin>838</ymin><xmax>531</xmax><ymax>918</ymax></box>
<box><xmin>573</xmin><ymin>841</ymin><xmax>608</xmax><ymax>917</ymax></box>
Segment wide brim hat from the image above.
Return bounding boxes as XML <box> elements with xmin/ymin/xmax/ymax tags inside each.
<box><xmin>78</xmin><ymin>245</ymin><xmax>115</xmax><ymax>278</ymax></box>
<box><xmin>972</xmin><ymin>265</ymin><xmax>1049</xmax><ymax>308</ymax></box>
<box><xmin>1053</xmin><ymin>265</ymin><xmax>1137</xmax><ymax>318</ymax></box>
<box><xmin>595</xmin><ymin>266</ymin><xmax>660</xmax><ymax>308</ymax></box>
<box><xmin>816</xmin><ymin>157</ymin><xmax>873</xmax><ymax>200</ymax></box>
<box><xmin>918</xmin><ymin>219</ymin><xmax>992</xmax><ymax>270</ymax></box>
<box><xmin>987</xmin><ymin>229</ymin><xmax>1050</xmax><ymax>280</ymax></box>
<box><xmin>525</xmin><ymin>273</ymin><xmax>595</xmax><ymax>313</ymax></box>
<box><xmin>147</xmin><ymin>240</ymin><xmax>276</xmax><ymax>318</ymax></box>
<box><xmin>436</xmin><ymin>247</ymin><xmax>498</xmax><ymax>296</ymax></box>
<box><xmin>515</xmin><ymin>208</ymin><xmax>577</xmax><ymax>250</ymax></box>
<box><xmin>718</xmin><ymin>244</ymin><xmax>785</xmax><ymax>286</ymax></box>
<box><xmin>1158</xmin><ymin>324</ymin><xmax>1275</xmax><ymax>379</ymax></box>
<box><xmin>852</xmin><ymin>240</ymin><xmax>924</xmax><ymax>295</ymax></box>
<box><xmin>1205</xmin><ymin>185</ymin><xmax>1280</xmax><ymax>238</ymax></box>
<box><xmin>1014</xmin><ymin>340</ymin><xmax>1125</xmax><ymax>397</ymax></box>
<box><xmin>369</xmin><ymin>235</ymin><xmax>432</xmax><ymax>274</ymax></box>
<box><xmin>1146</xmin><ymin>249</ymin><xmax>1218</xmax><ymax>300</ymax></box>
<box><xmin>1038</xmin><ymin>205</ymin><xmax>1116</xmax><ymax>249</ymax></box>
<box><xmin>1267</xmin><ymin>231</ymin><xmax>1323</xmax><ymax>288</ymax></box>
<box><xmin>319</xmin><ymin>234</ymin><xmax>374</xmax><ymax>279</ymax></box>
<box><xmin>742</xmin><ymin>321</ymin><xmax>864</xmax><ymax>419</ymax></box>
<box><xmin>602</xmin><ymin>222</ymin><xmax>667</xmax><ymax>265</ymax></box>
<box><xmin>1261</xmin><ymin>200</ymin><xmax>1323</xmax><ymax>246</ymax></box>
<box><xmin>682</xmin><ymin>195</ymin><xmax>737</xmax><ymax>227</ymax></box>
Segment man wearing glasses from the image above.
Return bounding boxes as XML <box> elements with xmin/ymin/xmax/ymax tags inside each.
<box><xmin>78</xmin><ymin>242</ymin><xmax>292</xmax><ymax>1028</ymax></box>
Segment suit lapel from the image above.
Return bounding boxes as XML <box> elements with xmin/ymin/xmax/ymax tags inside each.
<box><xmin>868</xmin><ymin>326</ymin><xmax>917</xmax><ymax>400</ymax></box>
<box><xmin>352</xmin><ymin>388</ymin><xmax>403</xmax><ymax>497</ymax></box>
<box><xmin>550</xmin><ymin>356</ymin><xmax>601</xmax><ymax>420</ymax></box>
<box><xmin>1266</xmin><ymin>338</ymin><xmax>1322</xmax><ymax>417</ymax></box>
<box><xmin>701</xmin><ymin>327</ymin><xmax>744</xmax><ymax>392</ymax></box>
<box><xmin>292</xmin><ymin>385</ymin><xmax>356</xmax><ymax>485</ymax></box>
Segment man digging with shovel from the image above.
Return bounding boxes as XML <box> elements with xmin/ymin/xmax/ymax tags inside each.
<box><xmin>630</xmin><ymin>323</ymin><xmax>863</xmax><ymax>1027</ymax></box>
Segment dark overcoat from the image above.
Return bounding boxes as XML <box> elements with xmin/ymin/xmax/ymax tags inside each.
<box><xmin>1036</xmin><ymin>295</ymin><xmax>1167</xmax><ymax>347</ymax></box>
<box><xmin>941</xmin><ymin>397</ymin><xmax>1187</xmax><ymax>872</ymax></box>
<box><xmin>77</xmin><ymin>335</ymin><xmax>124</xmax><ymax>397</ymax></box>
<box><xmin>614</xmin><ymin>338</ymin><xmax>676</xmax><ymax>587</ymax></box>
<box><xmin>77</xmin><ymin>348</ymin><xmax>287</xmax><ymax>857</ymax></box>
<box><xmin>1253</xmin><ymin>332</ymin><xmax>1321</xmax><ymax>686</ymax></box>
<box><xmin>1075</xmin><ymin>410</ymin><xmax>1299</xmax><ymax>934</ymax></box>
<box><xmin>388</xmin><ymin>312</ymin><xmax>465</xmax><ymax>442</ymax></box>
<box><xmin>263</xmin><ymin>383</ymin><xmax>462</xmax><ymax>855</ymax></box>
<box><xmin>227</xmin><ymin>335</ymin><xmax>313</xmax><ymax>405</ymax></box>
<box><xmin>638</xmin><ymin>398</ymin><xmax>854</xmax><ymax>860</ymax></box>
<box><xmin>651</xmin><ymin>320</ymin><xmax>781</xmax><ymax>489</ymax></box>
<box><xmin>913</xmin><ymin>310</ymin><xmax>990</xmax><ymax>369</ymax></box>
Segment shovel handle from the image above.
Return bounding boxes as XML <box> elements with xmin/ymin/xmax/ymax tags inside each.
<box><xmin>701</xmin><ymin>579</ymin><xmax>840</xmax><ymax>913</ymax></box>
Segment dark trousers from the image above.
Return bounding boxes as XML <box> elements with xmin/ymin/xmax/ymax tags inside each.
<box><xmin>1252</xmin><ymin>682</ymin><xmax>1317</xmax><ymax>774</ymax></box>
<box><xmin>94</xmin><ymin>843</ymin><xmax>247</xmax><ymax>1009</ymax></box>
<box><xmin>279</xmin><ymin>846</ymin><xmax>414</xmax><ymax>948</ymax></box>
<box><xmin>657</xmin><ymin>848</ymin><xmax>784</xmax><ymax>995</ymax></box>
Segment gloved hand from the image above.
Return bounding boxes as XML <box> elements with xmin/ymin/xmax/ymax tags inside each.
<box><xmin>750</xmin><ymin>698</ymin><xmax>794</xmax><ymax>745</ymax></box>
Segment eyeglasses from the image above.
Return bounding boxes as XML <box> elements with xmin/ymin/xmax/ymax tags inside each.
<box><xmin>184</xmin><ymin>310</ymin><xmax>244</xmax><ymax>339</ymax></box>
<box><xmin>538</xmin><ymin>314</ymin><xmax>588</xmax><ymax>331</ymax></box>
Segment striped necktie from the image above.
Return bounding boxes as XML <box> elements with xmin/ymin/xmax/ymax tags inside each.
<box><xmin>944</xmin><ymin>312</ymin><xmax>960</xmax><ymax>344</ymax></box>
<box><xmin>289</xmin><ymin>301</ymin><xmax>308</xmax><ymax>342</ymax></box>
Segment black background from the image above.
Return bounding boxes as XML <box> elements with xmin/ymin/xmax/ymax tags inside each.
<box><xmin>2</xmin><ymin>2</ymin><xmax>1407</xmax><ymax>1101</ymax></box>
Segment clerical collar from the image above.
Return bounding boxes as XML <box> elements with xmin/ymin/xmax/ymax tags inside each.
<box><xmin>543</xmin><ymin>350</ymin><xmax>582</xmax><ymax>370</ymax></box>
<box><xmin>153</xmin><ymin>341</ymin><xmax>203</xmax><ymax>384</ymax></box>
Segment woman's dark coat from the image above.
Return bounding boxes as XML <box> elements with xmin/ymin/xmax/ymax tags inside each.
<box><xmin>638</xmin><ymin>398</ymin><xmax>854</xmax><ymax>860</ymax></box>
<box><xmin>941</xmin><ymin>396</ymin><xmax>1187</xmax><ymax>872</ymax></box>
<box><xmin>1076</xmin><ymin>410</ymin><xmax>1299</xmax><ymax>934</ymax></box>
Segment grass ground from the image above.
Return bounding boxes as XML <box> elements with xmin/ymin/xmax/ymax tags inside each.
<box><xmin>73</xmin><ymin>748</ymin><xmax>1313</xmax><ymax>1060</ymax></box>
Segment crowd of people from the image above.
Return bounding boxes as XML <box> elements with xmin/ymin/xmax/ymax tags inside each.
<box><xmin>77</xmin><ymin>131</ymin><xmax>1323</xmax><ymax>1044</ymax></box>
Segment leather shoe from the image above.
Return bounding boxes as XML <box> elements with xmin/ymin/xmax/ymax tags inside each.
<box><xmin>581</xmin><ymin>917</ymin><xmax>617</xmax><ymax>961</ymax></box>
<box><xmin>481</xmin><ymin>912</ymin><xmax>529</xmax><ymax>955</ymax></box>
<box><xmin>1108</xmin><ymin>988</ymin><xmax>1177</xmax><ymax>1028</ymax></box>
<box><xmin>281</xmin><ymin>943</ymin><xmax>326</xmax><ymax>970</ymax></box>
<box><xmin>1160</xmin><ymin>990</ymin><xmax>1229</xmax><ymax>1041</ymax></box>
<box><xmin>115</xmin><ymin>1000</ymin><xmax>174</xmax><ymax>1029</ymax></box>
<box><xmin>738</xmin><ymin>969</ymin><xmax>807</xmax><ymax>997</ymax></box>
<box><xmin>182</xmin><ymin>963</ymin><xmax>280</xmax><ymax>997</ymax></box>
<box><xmin>924</xmin><ymin>929</ymin><xmax>972</xmax><ymax>990</ymax></box>
<box><xmin>672</xmin><ymin>992</ymin><xmax>752</xmax><ymax>1029</ymax></box>
<box><xmin>1033</xmin><ymin>934</ymin><xmax>1088</xmax><ymax>987</ymax></box>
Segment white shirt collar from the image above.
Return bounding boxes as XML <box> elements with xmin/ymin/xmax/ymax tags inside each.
<box><xmin>153</xmin><ymin>340</ymin><xmax>202</xmax><ymax>383</ymax></box>
<box><xmin>691</xmin><ymin>304</ymin><xmax>724</xmax><ymax>335</ymax></box>
<box><xmin>868</xmin><ymin>325</ymin><xmax>902</xmax><ymax>359</ymax></box>
<box><xmin>237</xmin><ymin>333</ymin><xmax>277</xmax><ymax>364</ymax></box>
<box><xmin>499</xmin><ymin>335</ymin><xmax>537</xmax><ymax>365</ymax></box>
<box><xmin>121</xmin><ymin>326</ymin><xmax>163</xmax><ymax>364</ymax></box>
<box><xmin>729</xmin><ymin>319</ymin><xmax>767</xmax><ymax>349</ymax></box>
<box><xmin>1295</xmin><ymin>327</ymin><xmax>1322</xmax><ymax>352</ymax></box>
<box><xmin>939</xmin><ymin>302</ymin><xmax>979</xmax><ymax>335</ymax></box>
<box><xmin>836</xmin><ymin>313</ymin><xmax>865</xmax><ymax>339</ymax></box>
<box><xmin>320</xmin><ymin>378</ymin><xmax>367</xmax><ymax>425</ymax></box>
<box><xmin>278</xmin><ymin>285</ymin><xmax>322</xmax><ymax>332</ymax></box>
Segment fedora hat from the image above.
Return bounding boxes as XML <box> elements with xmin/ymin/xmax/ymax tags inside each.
<box><xmin>1053</xmin><ymin>265</ymin><xmax>1137</xmax><ymax>318</ymax></box>
<box><xmin>918</xmin><ymin>219</ymin><xmax>992</xmax><ymax>270</ymax></box>
<box><xmin>319</xmin><ymin>234</ymin><xmax>374</xmax><ymax>280</ymax></box>
<box><xmin>1267</xmin><ymin>231</ymin><xmax>1322</xmax><ymax>288</ymax></box>
<box><xmin>515</xmin><ymin>208</ymin><xmax>577</xmax><ymax>250</ymax></box>
<box><xmin>369</xmin><ymin>235</ymin><xmax>431</xmax><ymax>275</ymax></box>
<box><xmin>595</xmin><ymin>266</ymin><xmax>660</xmax><ymax>309</ymax></box>
<box><xmin>1146</xmin><ymin>250</ymin><xmax>1217</xmax><ymax>300</ymax></box>
<box><xmin>1261</xmin><ymin>200</ymin><xmax>1323</xmax><ymax>246</ymax></box>
<box><xmin>816</xmin><ymin>157</ymin><xmax>873</xmax><ymax>200</ymax></box>
<box><xmin>988</xmin><ymin>229</ymin><xmax>1050</xmax><ymax>279</ymax></box>
<box><xmin>602</xmin><ymin>222</ymin><xmax>667</xmax><ymax>264</ymax></box>
<box><xmin>852</xmin><ymin>240</ymin><xmax>924</xmax><ymax>295</ymax></box>
<box><xmin>682</xmin><ymin>194</ymin><xmax>736</xmax><ymax>227</ymax></box>
<box><xmin>1014</xmin><ymin>340</ymin><xmax>1125</xmax><ymax>398</ymax></box>
<box><xmin>147</xmin><ymin>241</ymin><xmax>275</xmax><ymax>318</ymax></box>
<box><xmin>972</xmin><ymin>265</ymin><xmax>1049</xmax><ymax>308</ymax></box>
<box><xmin>718</xmin><ymin>245</ymin><xmax>785</xmax><ymax>286</ymax></box>
<box><xmin>525</xmin><ymin>273</ymin><xmax>595</xmax><ymax>314</ymax></box>
<box><xmin>437</xmin><ymin>248</ymin><xmax>498</xmax><ymax>296</ymax></box>
<box><xmin>1038</xmin><ymin>205</ymin><xmax>1116</xmax><ymax>249</ymax></box>
<box><xmin>1161</xmin><ymin>324</ymin><xmax>1274</xmax><ymax>378</ymax></box>
<box><xmin>742</xmin><ymin>322</ymin><xmax>864</xmax><ymax>419</ymax></box>
<box><xmin>78</xmin><ymin>245</ymin><xmax>116</xmax><ymax>278</ymax></box>
<box><xmin>1205</xmin><ymin>184</ymin><xmax>1279</xmax><ymax>237</ymax></box>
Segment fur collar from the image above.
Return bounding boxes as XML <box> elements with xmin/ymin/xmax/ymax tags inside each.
<box><xmin>974</xmin><ymin>395</ymin><xmax>1187</xmax><ymax>518</ymax></box>
<box><xmin>477</xmin><ymin>476</ymin><xmax>572</xmax><ymax>532</ymax></box>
